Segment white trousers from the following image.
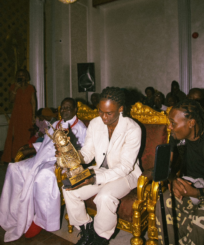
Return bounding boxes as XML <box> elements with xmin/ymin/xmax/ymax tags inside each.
<box><xmin>0</xmin><ymin>159</ymin><xmax>60</xmax><ymax>242</ymax></box>
<box><xmin>62</xmin><ymin>177</ymin><xmax>132</xmax><ymax>239</ymax></box>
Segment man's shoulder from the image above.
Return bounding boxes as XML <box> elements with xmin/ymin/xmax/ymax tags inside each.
<box><xmin>52</xmin><ymin>120</ymin><xmax>59</xmax><ymax>128</ymax></box>
<box><xmin>123</xmin><ymin>116</ymin><xmax>141</xmax><ymax>132</ymax></box>
<box><xmin>178</xmin><ymin>90</ymin><xmax>186</xmax><ymax>96</ymax></box>
<box><xmin>89</xmin><ymin>116</ymin><xmax>102</xmax><ymax>125</ymax></box>
<box><xmin>85</xmin><ymin>117</ymin><xmax>102</xmax><ymax>130</ymax></box>
<box><xmin>77</xmin><ymin>119</ymin><xmax>88</xmax><ymax>129</ymax></box>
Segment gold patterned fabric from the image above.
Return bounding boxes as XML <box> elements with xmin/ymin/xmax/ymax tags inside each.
<box><xmin>156</xmin><ymin>190</ymin><xmax>204</xmax><ymax>245</ymax></box>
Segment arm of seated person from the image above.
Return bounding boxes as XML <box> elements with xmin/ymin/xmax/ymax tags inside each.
<box><xmin>169</xmin><ymin>178</ymin><xmax>199</xmax><ymax>200</ymax></box>
<box><xmin>19</xmin><ymin>144</ymin><xmax>36</xmax><ymax>158</ymax></box>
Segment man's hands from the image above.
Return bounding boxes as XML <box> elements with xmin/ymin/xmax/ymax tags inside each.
<box><xmin>65</xmin><ymin>176</ymin><xmax>95</xmax><ymax>191</ymax></box>
<box><xmin>169</xmin><ymin>178</ymin><xmax>199</xmax><ymax>200</ymax></box>
<box><xmin>54</xmin><ymin>139</ymin><xmax>95</xmax><ymax>191</ymax></box>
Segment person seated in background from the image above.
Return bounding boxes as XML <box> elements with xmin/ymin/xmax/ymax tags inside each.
<box><xmin>143</xmin><ymin>86</ymin><xmax>155</xmax><ymax>108</ymax></box>
<box><xmin>61</xmin><ymin>87</ymin><xmax>142</xmax><ymax>245</ymax></box>
<box><xmin>153</xmin><ymin>91</ymin><xmax>167</xmax><ymax>112</ymax></box>
<box><xmin>156</xmin><ymin>99</ymin><xmax>204</xmax><ymax>244</ymax></box>
<box><xmin>0</xmin><ymin>97</ymin><xmax>87</xmax><ymax>242</ymax></box>
<box><xmin>187</xmin><ymin>88</ymin><xmax>204</xmax><ymax>109</ymax></box>
<box><xmin>90</xmin><ymin>93</ymin><xmax>100</xmax><ymax>110</ymax></box>
<box><xmin>166</xmin><ymin>80</ymin><xmax>186</xmax><ymax>104</ymax></box>
<box><xmin>166</xmin><ymin>93</ymin><xmax>179</xmax><ymax>107</ymax></box>
<box><xmin>28</xmin><ymin>108</ymin><xmax>58</xmax><ymax>145</ymax></box>
<box><xmin>35</xmin><ymin>108</ymin><xmax>58</xmax><ymax>143</ymax></box>
<box><xmin>42</xmin><ymin>107</ymin><xmax>58</xmax><ymax>125</ymax></box>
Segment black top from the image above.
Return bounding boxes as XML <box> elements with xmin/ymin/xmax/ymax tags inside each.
<box><xmin>169</xmin><ymin>135</ymin><xmax>204</xmax><ymax>178</ymax></box>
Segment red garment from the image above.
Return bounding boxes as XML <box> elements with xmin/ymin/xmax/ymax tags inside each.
<box><xmin>1</xmin><ymin>84</ymin><xmax>35</xmax><ymax>162</ymax></box>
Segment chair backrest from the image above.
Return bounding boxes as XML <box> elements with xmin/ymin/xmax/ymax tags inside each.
<box><xmin>130</xmin><ymin>102</ymin><xmax>170</xmax><ymax>171</ymax></box>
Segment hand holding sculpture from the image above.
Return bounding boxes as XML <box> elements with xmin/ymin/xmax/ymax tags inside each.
<box><xmin>45</xmin><ymin>124</ymin><xmax>81</xmax><ymax>173</ymax></box>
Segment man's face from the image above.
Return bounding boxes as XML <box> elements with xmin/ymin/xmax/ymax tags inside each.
<box><xmin>168</xmin><ymin>108</ymin><xmax>193</xmax><ymax>140</ymax></box>
<box><xmin>16</xmin><ymin>71</ymin><xmax>26</xmax><ymax>83</ymax></box>
<box><xmin>98</xmin><ymin>99</ymin><xmax>123</xmax><ymax>126</ymax></box>
<box><xmin>154</xmin><ymin>93</ymin><xmax>163</xmax><ymax>107</ymax></box>
<box><xmin>146</xmin><ymin>89</ymin><xmax>153</xmax><ymax>99</ymax></box>
<box><xmin>172</xmin><ymin>85</ymin><xmax>179</xmax><ymax>94</ymax></box>
<box><xmin>60</xmin><ymin>100</ymin><xmax>77</xmax><ymax>122</ymax></box>
<box><xmin>187</xmin><ymin>91</ymin><xmax>202</xmax><ymax>101</ymax></box>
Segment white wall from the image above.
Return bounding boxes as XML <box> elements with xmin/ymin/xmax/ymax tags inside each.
<box><xmin>44</xmin><ymin>0</ymin><xmax>204</xmax><ymax>106</ymax></box>
<box><xmin>191</xmin><ymin>0</ymin><xmax>204</xmax><ymax>88</ymax></box>
<box><xmin>45</xmin><ymin>0</ymin><xmax>89</xmax><ymax>107</ymax></box>
<box><xmin>89</xmin><ymin>0</ymin><xmax>179</xmax><ymax>97</ymax></box>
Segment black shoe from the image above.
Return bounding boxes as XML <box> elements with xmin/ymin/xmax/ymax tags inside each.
<box><xmin>75</xmin><ymin>222</ymin><xmax>94</xmax><ymax>245</ymax></box>
<box><xmin>90</xmin><ymin>231</ymin><xmax>109</xmax><ymax>245</ymax></box>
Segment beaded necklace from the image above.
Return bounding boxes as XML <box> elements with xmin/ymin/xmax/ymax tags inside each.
<box><xmin>56</xmin><ymin>117</ymin><xmax>79</xmax><ymax>130</ymax></box>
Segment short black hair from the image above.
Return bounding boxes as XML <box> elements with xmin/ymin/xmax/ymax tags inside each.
<box><xmin>171</xmin><ymin>80</ymin><xmax>179</xmax><ymax>93</ymax></box>
<box><xmin>36</xmin><ymin>108</ymin><xmax>43</xmax><ymax>117</ymax></box>
<box><xmin>173</xmin><ymin>99</ymin><xmax>204</xmax><ymax>138</ymax></box>
<box><xmin>100</xmin><ymin>87</ymin><xmax>126</xmax><ymax>115</ymax></box>
<box><xmin>188</xmin><ymin>88</ymin><xmax>204</xmax><ymax>108</ymax></box>
<box><xmin>61</xmin><ymin>97</ymin><xmax>77</xmax><ymax>108</ymax></box>
<box><xmin>145</xmin><ymin>87</ymin><xmax>155</xmax><ymax>95</ymax></box>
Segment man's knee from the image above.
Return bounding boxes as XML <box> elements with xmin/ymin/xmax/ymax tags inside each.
<box><xmin>94</xmin><ymin>190</ymin><xmax>119</xmax><ymax>212</ymax></box>
<box><xmin>36</xmin><ymin>167</ymin><xmax>55</xmax><ymax>181</ymax></box>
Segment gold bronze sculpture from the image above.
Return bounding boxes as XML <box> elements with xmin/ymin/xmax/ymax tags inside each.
<box><xmin>45</xmin><ymin>123</ymin><xmax>93</xmax><ymax>187</ymax></box>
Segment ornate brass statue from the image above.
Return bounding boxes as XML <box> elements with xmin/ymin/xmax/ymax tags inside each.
<box><xmin>45</xmin><ymin>123</ymin><xmax>93</xmax><ymax>187</ymax></box>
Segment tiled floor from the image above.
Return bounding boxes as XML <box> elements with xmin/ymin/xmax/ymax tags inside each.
<box><xmin>0</xmin><ymin>163</ymin><xmax>147</xmax><ymax>244</ymax></box>
<box><xmin>0</xmin><ymin>227</ymin><xmax>74</xmax><ymax>245</ymax></box>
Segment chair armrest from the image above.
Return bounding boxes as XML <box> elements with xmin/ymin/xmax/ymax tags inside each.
<box><xmin>131</xmin><ymin>175</ymin><xmax>150</xmax><ymax>244</ymax></box>
<box><xmin>15</xmin><ymin>151</ymin><xmax>25</xmax><ymax>162</ymax></box>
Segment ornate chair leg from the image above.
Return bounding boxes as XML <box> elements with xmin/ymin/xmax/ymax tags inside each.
<box><xmin>131</xmin><ymin>175</ymin><xmax>149</xmax><ymax>245</ymax></box>
<box><xmin>146</xmin><ymin>181</ymin><xmax>159</xmax><ymax>245</ymax></box>
<box><xmin>65</xmin><ymin>213</ymin><xmax>73</xmax><ymax>233</ymax></box>
<box><xmin>131</xmin><ymin>202</ymin><xmax>144</xmax><ymax>245</ymax></box>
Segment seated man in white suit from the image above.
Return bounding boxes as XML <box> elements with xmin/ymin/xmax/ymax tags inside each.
<box><xmin>0</xmin><ymin>97</ymin><xmax>87</xmax><ymax>242</ymax></box>
<box><xmin>62</xmin><ymin>87</ymin><xmax>142</xmax><ymax>245</ymax></box>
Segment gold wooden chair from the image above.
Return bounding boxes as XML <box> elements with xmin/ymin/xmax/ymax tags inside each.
<box><xmin>130</xmin><ymin>103</ymin><xmax>170</xmax><ymax>244</ymax></box>
<box><xmin>64</xmin><ymin>102</ymin><xmax>170</xmax><ymax>245</ymax></box>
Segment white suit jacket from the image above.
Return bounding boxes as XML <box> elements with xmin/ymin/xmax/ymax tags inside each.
<box><xmin>80</xmin><ymin>113</ymin><xmax>142</xmax><ymax>189</ymax></box>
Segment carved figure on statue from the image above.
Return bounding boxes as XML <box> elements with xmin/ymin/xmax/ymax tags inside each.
<box><xmin>45</xmin><ymin>123</ymin><xmax>92</xmax><ymax>187</ymax></box>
